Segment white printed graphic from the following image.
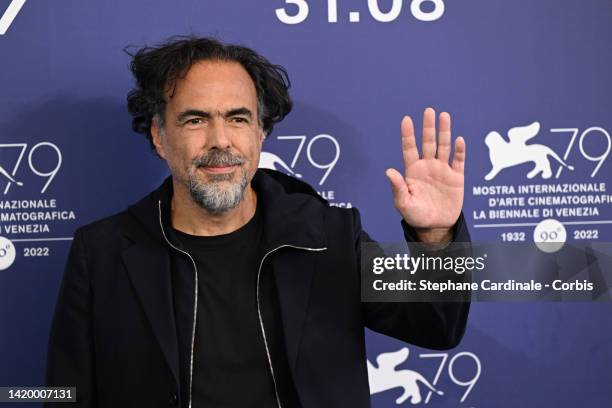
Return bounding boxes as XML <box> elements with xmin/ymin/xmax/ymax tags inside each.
<box><xmin>472</xmin><ymin>121</ymin><xmax>610</xmax><ymax>235</ymax></box>
<box><xmin>260</xmin><ymin>133</ymin><xmax>352</xmax><ymax>207</ymax></box>
<box><xmin>0</xmin><ymin>142</ymin><xmax>62</xmax><ymax>194</ymax></box>
<box><xmin>368</xmin><ymin>347</ymin><xmax>481</xmax><ymax>405</ymax></box>
<box><xmin>275</xmin><ymin>0</ymin><xmax>446</xmax><ymax>24</ymax></box>
<box><xmin>368</xmin><ymin>348</ymin><xmax>443</xmax><ymax>405</ymax></box>
<box><xmin>0</xmin><ymin>163</ymin><xmax>23</xmax><ymax>186</ymax></box>
<box><xmin>551</xmin><ymin>127</ymin><xmax>611</xmax><ymax>178</ymax></box>
<box><xmin>258</xmin><ymin>151</ymin><xmax>302</xmax><ymax>178</ymax></box>
<box><xmin>0</xmin><ymin>236</ymin><xmax>16</xmax><ymax>270</ymax></box>
<box><xmin>0</xmin><ymin>0</ymin><xmax>27</xmax><ymax>35</ymax></box>
<box><xmin>259</xmin><ymin>134</ymin><xmax>340</xmax><ymax>186</ymax></box>
<box><xmin>533</xmin><ymin>218</ymin><xmax>567</xmax><ymax>253</ymax></box>
<box><xmin>484</xmin><ymin>122</ymin><xmax>574</xmax><ymax>181</ymax></box>
<box><xmin>0</xmin><ymin>141</ymin><xmax>75</xmax><ymax>254</ymax></box>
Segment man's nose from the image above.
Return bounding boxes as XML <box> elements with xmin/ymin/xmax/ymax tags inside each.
<box><xmin>207</xmin><ymin>119</ymin><xmax>231</xmax><ymax>149</ymax></box>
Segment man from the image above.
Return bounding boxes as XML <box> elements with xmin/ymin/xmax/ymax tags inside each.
<box><xmin>46</xmin><ymin>37</ymin><xmax>469</xmax><ymax>408</ymax></box>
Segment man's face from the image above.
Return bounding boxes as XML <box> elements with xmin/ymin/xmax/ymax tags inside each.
<box><xmin>151</xmin><ymin>60</ymin><xmax>264</xmax><ymax>213</ymax></box>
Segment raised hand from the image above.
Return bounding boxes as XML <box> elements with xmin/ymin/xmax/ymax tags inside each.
<box><xmin>385</xmin><ymin>108</ymin><xmax>466</xmax><ymax>244</ymax></box>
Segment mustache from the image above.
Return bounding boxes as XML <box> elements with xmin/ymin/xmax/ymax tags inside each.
<box><xmin>193</xmin><ymin>150</ymin><xmax>246</xmax><ymax>167</ymax></box>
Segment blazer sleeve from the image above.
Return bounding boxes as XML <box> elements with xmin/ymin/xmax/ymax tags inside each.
<box><xmin>358</xmin><ymin>209</ymin><xmax>471</xmax><ymax>350</ymax></box>
<box><xmin>45</xmin><ymin>228</ymin><xmax>97</xmax><ymax>407</ymax></box>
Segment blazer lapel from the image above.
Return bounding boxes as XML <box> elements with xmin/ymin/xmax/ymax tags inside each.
<box><xmin>270</xmin><ymin>250</ymin><xmax>318</xmax><ymax>374</ymax></box>
<box><xmin>253</xmin><ymin>170</ymin><xmax>328</xmax><ymax>377</ymax></box>
<box><xmin>122</xmin><ymin>242</ymin><xmax>180</xmax><ymax>385</ymax></box>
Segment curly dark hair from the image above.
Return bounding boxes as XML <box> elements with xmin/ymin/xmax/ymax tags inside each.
<box><xmin>126</xmin><ymin>36</ymin><xmax>292</xmax><ymax>153</ymax></box>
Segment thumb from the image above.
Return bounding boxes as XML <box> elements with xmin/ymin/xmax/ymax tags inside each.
<box><xmin>385</xmin><ymin>168</ymin><xmax>409</xmax><ymax>200</ymax></box>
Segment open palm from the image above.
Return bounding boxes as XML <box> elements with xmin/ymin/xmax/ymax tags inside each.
<box><xmin>386</xmin><ymin>108</ymin><xmax>466</xmax><ymax>235</ymax></box>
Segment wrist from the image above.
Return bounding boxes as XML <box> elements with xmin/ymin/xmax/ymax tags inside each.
<box><xmin>414</xmin><ymin>227</ymin><xmax>453</xmax><ymax>248</ymax></box>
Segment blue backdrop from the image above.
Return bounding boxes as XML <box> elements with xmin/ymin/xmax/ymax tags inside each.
<box><xmin>1</xmin><ymin>1</ymin><xmax>611</xmax><ymax>406</ymax></box>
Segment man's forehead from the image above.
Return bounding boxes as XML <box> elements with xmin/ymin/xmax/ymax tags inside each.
<box><xmin>170</xmin><ymin>60</ymin><xmax>257</xmax><ymax>98</ymax></box>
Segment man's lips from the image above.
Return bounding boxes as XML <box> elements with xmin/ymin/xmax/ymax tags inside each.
<box><xmin>199</xmin><ymin>164</ymin><xmax>238</xmax><ymax>174</ymax></box>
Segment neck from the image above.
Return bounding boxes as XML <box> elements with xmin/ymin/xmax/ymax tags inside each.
<box><xmin>170</xmin><ymin>180</ymin><xmax>257</xmax><ymax>236</ymax></box>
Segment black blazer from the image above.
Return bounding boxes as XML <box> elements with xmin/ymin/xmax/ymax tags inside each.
<box><xmin>46</xmin><ymin>169</ymin><xmax>470</xmax><ymax>408</ymax></box>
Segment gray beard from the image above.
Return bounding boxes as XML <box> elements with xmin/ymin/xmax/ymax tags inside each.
<box><xmin>187</xmin><ymin>169</ymin><xmax>249</xmax><ymax>214</ymax></box>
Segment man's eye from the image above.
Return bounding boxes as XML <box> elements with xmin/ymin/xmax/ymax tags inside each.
<box><xmin>186</xmin><ymin>118</ymin><xmax>203</xmax><ymax>125</ymax></box>
<box><xmin>231</xmin><ymin>117</ymin><xmax>248</xmax><ymax>124</ymax></box>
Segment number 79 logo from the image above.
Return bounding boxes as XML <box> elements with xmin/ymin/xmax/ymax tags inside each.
<box><xmin>0</xmin><ymin>0</ymin><xmax>27</xmax><ymax>36</ymax></box>
<box><xmin>0</xmin><ymin>142</ymin><xmax>62</xmax><ymax>194</ymax></box>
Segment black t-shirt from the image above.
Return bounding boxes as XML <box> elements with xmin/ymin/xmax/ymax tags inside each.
<box><xmin>171</xmin><ymin>207</ymin><xmax>301</xmax><ymax>408</ymax></box>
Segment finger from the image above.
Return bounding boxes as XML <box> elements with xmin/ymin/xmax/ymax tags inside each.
<box><xmin>401</xmin><ymin>115</ymin><xmax>419</xmax><ymax>169</ymax></box>
<box><xmin>451</xmin><ymin>136</ymin><xmax>466</xmax><ymax>174</ymax></box>
<box><xmin>385</xmin><ymin>168</ymin><xmax>410</xmax><ymax>203</ymax></box>
<box><xmin>421</xmin><ymin>107</ymin><xmax>436</xmax><ymax>159</ymax></box>
<box><xmin>437</xmin><ymin>111</ymin><xmax>451</xmax><ymax>163</ymax></box>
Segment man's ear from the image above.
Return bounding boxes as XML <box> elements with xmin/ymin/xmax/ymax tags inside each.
<box><xmin>259</xmin><ymin>129</ymin><xmax>266</xmax><ymax>147</ymax></box>
<box><xmin>151</xmin><ymin>116</ymin><xmax>166</xmax><ymax>159</ymax></box>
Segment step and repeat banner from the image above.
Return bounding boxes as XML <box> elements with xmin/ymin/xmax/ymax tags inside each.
<box><xmin>1</xmin><ymin>1</ymin><xmax>611</xmax><ymax>407</ymax></box>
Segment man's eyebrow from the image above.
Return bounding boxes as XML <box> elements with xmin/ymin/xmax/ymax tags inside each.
<box><xmin>224</xmin><ymin>107</ymin><xmax>253</xmax><ymax>119</ymax></box>
<box><xmin>175</xmin><ymin>108</ymin><xmax>253</xmax><ymax>123</ymax></box>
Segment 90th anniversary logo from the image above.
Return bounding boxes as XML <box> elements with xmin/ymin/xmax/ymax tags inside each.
<box><xmin>472</xmin><ymin>121</ymin><xmax>611</xmax><ymax>252</ymax></box>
